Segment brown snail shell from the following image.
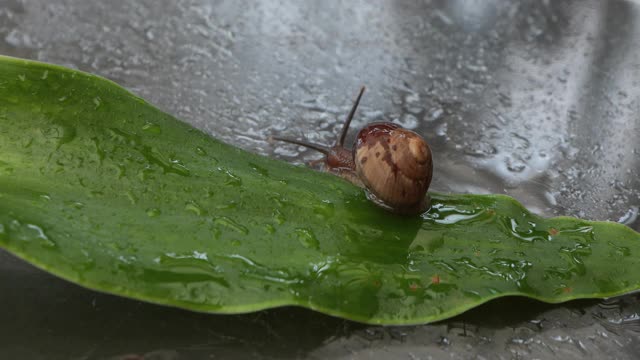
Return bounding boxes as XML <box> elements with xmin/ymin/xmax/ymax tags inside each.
<box><xmin>271</xmin><ymin>87</ymin><xmax>433</xmax><ymax>215</ymax></box>
<box><xmin>354</xmin><ymin>123</ymin><xmax>432</xmax><ymax>214</ymax></box>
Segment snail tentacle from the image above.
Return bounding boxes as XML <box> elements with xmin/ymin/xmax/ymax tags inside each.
<box><xmin>337</xmin><ymin>86</ymin><xmax>366</xmax><ymax>147</ymax></box>
<box><xmin>270</xmin><ymin>136</ymin><xmax>332</xmax><ymax>155</ymax></box>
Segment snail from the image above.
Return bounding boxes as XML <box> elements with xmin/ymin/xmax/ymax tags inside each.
<box><xmin>272</xmin><ymin>87</ymin><xmax>433</xmax><ymax>215</ymax></box>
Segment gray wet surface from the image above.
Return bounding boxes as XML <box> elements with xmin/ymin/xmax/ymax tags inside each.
<box><xmin>1</xmin><ymin>0</ymin><xmax>639</xmax><ymax>359</ymax></box>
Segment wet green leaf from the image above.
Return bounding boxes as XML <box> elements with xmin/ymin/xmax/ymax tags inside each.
<box><xmin>1</xmin><ymin>56</ymin><xmax>639</xmax><ymax>325</ymax></box>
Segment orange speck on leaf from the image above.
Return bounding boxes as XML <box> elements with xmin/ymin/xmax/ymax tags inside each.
<box><xmin>431</xmin><ymin>274</ymin><xmax>441</xmax><ymax>285</ymax></box>
<box><xmin>409</xmin><ymin>282</ymin><xmax>419</xmax><ymax>291</ymax></box>
<box><xmin>549</xmin><ymin>228</ymin><xmax>559</xmax><ymax>236</ymax></box>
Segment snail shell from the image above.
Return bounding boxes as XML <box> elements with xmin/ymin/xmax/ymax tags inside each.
<box><xmin>271</xmin><ymin>87</ymin><xmax>433</xmax><ymax>215</ymax></box>
<box><xmin>354</xmin><ymin>123</ymin><xmax>432</xmax><ymax>214</ymax></box>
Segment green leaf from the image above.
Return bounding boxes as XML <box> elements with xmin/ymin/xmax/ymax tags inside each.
<box><xmin>1</xmin><ymin>55</ymin><xmax>639</xmax><ymax>325</ymax></box>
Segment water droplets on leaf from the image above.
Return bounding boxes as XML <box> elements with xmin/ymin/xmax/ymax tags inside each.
<box><xmin>42</xmin><ymin>121</ymin><xmax>77</xmax><ymax>148</ymax></box>
<box><xmin>125</xmin><ymin>191</ymin><xmax>138</xmax><ymax>205</ymax></box>
<box><xmin>264</xmin><ymin>224</ymin><xmax>276</xmax><ymax>234</ymax></box>
<box><xmin>272</xmin><ymin>208</ymin><xmax>286</xmax><ymax>225</ymax></box>
<box><xmin>107</xmin><ymin>128</ymin><xmax>190</xmax><ymax>176</ymax></box>
<box><xmin>93</xmin><ymin>96</ymin><xmax>102</xmax><ymax>109</ymax></box>
<box><xmin>74</xmin><ymin>249</ymin><xmax>96</xmax><ymax>272</ymax></box>
<box><xmin>195</xmin><ymin>146</ymin><xmax>207</xmax><ymax>156</ymax></box>
<box><xmin>213</xmin><ymin>216</ymin><xmax>249</xmax><ymax>235</ymax></box>
<box><xmin>341</xmin><ymin>224</ymin><xmax>363</xmax><ymax>243</ymax></box>
<box><xmin>146</xmin><ymin>252</ymin><xmax>230</xmax><ymax>294</ymax></box>
<box><xmin>249</xmin><ymin>162</ymin><xmax>270</xmax><ymax>178</ymax></box>
<box><xmin>66</xmin><ymin>201</ymin><xmax>85</xmax><ymax>210</ymax></box>
<box><xmin>140</xmin><ymin>146</ymin><xmax>191</xmax><ymax>177</ymax></box>
<box><xmin>217</xmin><ymin>167</ymin><xmax>242</xmax><ymax>186</ymax></box>
<box><xmin>6</xmin><ymin>219</ymin><xmax>56</xmax><ymax>248</ymax></box>
<box><xmin>185</xmin><ymin>201</ymin><xmax>204</xmax><ymax>216</ymax></box>
<box><xmin>141</xmin><ymin>122</ymin><xmax>161</xmax><ymax>134</ymax></box>
<box><xmin>146</xmin><ymin>208</ymin><xmax>161</xmax><ymax>217</ymax></box>
<box><xmin>137</xmin><ymin>167</ymin><xmax>155</xmax><ymax>182</ymax></box>
<box><xmin>423</xmin><ymin>203</ymin><xmax>495</xmax><ymax>226</ymax></box>
<box><xmin>214</xmin><ymin>199</ymin><xmax>238</xmax><ymax>210</ymax></box>
<box><xmin>499</xmin><ymin>216</ymin><xmax>550</xmax><ymax>243</ymax></box>
<box><xmin>90</xmin><ymin>137</ymin><xmax>105</xmax><ymax>164</ymax></box>
<box><xmin>296</xmin><ymin>228</ymin><xmax>319</xmax><ymax>249</ymax></box>
<box><xmin>107</xmin><ymin>127</ymin><xmax>139</xmax><ymax>146</ymax></box>
<box><xmin>313</xmin><ymin>200</ymin><xmax>335</xmax><ymax>219</ymax></box>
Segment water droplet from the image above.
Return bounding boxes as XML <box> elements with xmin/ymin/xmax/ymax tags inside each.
<box><xmin>392</xmin><ymin>114</ymin><xmax>419</xmax><ymax>129</ymax></box>
<box><xmin>435</xmin><ymin>122</ymin><xmax>448</xmax><ymax>137</ymax></box>
<box><xmin>463</xmin><ymin>142</ymin><xmax>497</xmax><ymax>158</ymax></box>
<box><xmin>618</xmin><ymin>206</ymin><xmax>638</xmax><ymax>226</ymax></box>
<box><xmin>341</xmin><ymin>224</ymin><xmax>362</xmax><ymax>243</ymax></box>
<box><xmin>140</xmin><ymin>146</ymin><xmax>191</xmax><ymax>177</ymax></box>
<box><xmin>125</xmin><ymin>191</ymin><xmax>137</xmax><ymax>205</ymax></box>
<box><xmin>273</xmin><ymin>145</ymin><xmax>300</xmax><ymax>157</ymax></box>
<box><xmin>506</xmin><ymin>157</ymin><xmax>526</xmax><ymax>173</ymax></box>
<box><xmin>500</xmin><ymin>217</ymin><xmax>549</xmax><ymax>243</ymax></box>
<box><xmin>426</xmin><ymin>106</ymin><xmax>444</xmax><ymax>122</ymax></box>
<box><xmin>107</xmin><ymin>127</ymin><xmax>138</xmax><ymax>146</ymax></box>
<box><xmin>214</xmin><ymin>216</ymin><xmax>249</xmax><ymax>235</ymax></box>
<box><xmin>93</xmin><ymin>96</ymin><xmax>102</xmax><ymax>109</ymax></box>
<box><xmin>607</xmin><ymin>241</ymin><xmax>631</xmax><ymax>257</ymax></box>
<box><xmin>90</xmin><ymin>137</ymin><xmax>105</xmax><ymax>164</ymax></box>
<box><xmin>42</xmin><ymin>122</ymin><xmax>77</xmax><ymax>147</ymax></box>
<box><xmin>185</xmin><ymin>201</ymin><xmax>203</xmax><ymax>216</ymax></box>
<box><xmin>249</xmin><ymin>162</ymin><xmax>269</xmax><ymax>177</ymax></box>
<box><xmin>7</xmin><ymin>219</ymin><xmax>56</xmax><ymax>248</ymax></box>
<box><xmin>264</xmin><ymin>224</ymin><xmax>276</xmax><ymax>234</ymax></box>
<box><xmin>141</xmin><ymin>122</ymin><xmax>161</xmax><ymax>134</ymax></box>
<box><xmin>272</xmin><ymin>209</ymin><xmax>286</xmax><ymax>225</ymax></box>
<box><xmin>313</xmin><ymin>200</ymin><xmax>335</xmax><ymax>219</ymax></box>
<box><xmin>68</xmin><ymin>201</ymin><xmax>85</xmax><ymax>209</ymax></box>
<box><xmin>423</xmin><ymin>203</ymin><xmax>494</xmax><ymax>225</ymax></box>
<box><xmin>137</xmin><ymin>167</ymin><xmax>154</xmax><ymax>181</ymax></box>
<box><xmin>213</xmin><ymin>199</ymin><xmax>237</xmax><ymax>210</ymax></box>
<box><xmin>219</xmin><ymin>168</ymin><xmax>242</xmax><ymax>186</ymax></box>
<box><xmin>153</xmin><ymin>252</ymin><xmax>229</xmax><ymax>288</ymax></box>
<box><xmin>146</xmin><ymin>208</ymin><xmax>161</xmax><ymax>217</ymax></box>
<box><xmin>296</xmin><ymin>228</ymin><xmax>319</xmax><ymax>249</ymax></box>
<box><xmin>544</xmin><ymin>191</ymin><xmax>558</xmax><ymax>206</ymax></box>
<box><xmin>195</xmin><ymin>146</ymin><xmax>207</xmax><ymax>156</ymax></box>
<box><xmin>75</xmin><ymin>249</ymin><xmax>96</xmax><ymax>271</ymax></box>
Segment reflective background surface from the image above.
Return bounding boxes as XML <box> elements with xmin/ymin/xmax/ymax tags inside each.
<box><xmin>1</xmin><ymin>0</ymin><xmax>639</xmax><ymax>358</ymax></box>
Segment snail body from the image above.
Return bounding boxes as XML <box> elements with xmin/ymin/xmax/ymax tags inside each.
<box><xmin>272</xmin><ymin>87</ymin><xmax>433</xmax><ymax>215</ymax></box>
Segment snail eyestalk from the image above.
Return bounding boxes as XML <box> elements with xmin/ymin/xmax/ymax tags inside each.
<box><xmin>337</xmin><ymin>86</ymin><xmax>366</xmax><ymax>147</ymax></box>
<box><xmin>270</xmin><ymin>136</ymin><xmax>332</xmax><ymax>155</ymax></box>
